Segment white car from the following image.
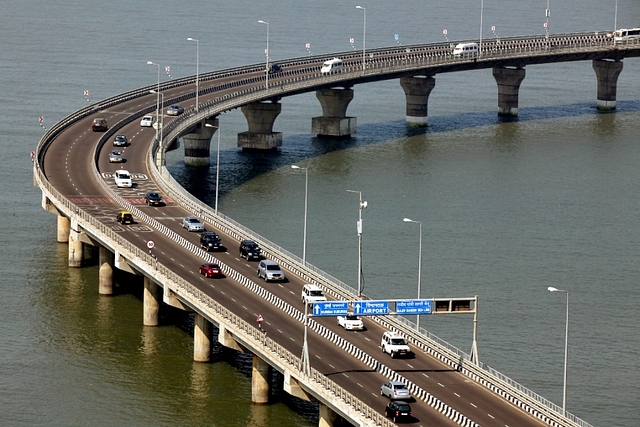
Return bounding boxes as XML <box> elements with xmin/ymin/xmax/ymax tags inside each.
<box><xmin>182</xmin><ymin>216</ymin><xmax>205</xmax><ymax>232</ymax></box>
<box><xmin>140</xmin><ymin>115</ymin><xmax>154</xmax><ymax>127</ymax></box>
<box><xmin>380</xmin><ymin>381</ymin><xmax>411</xmax><ymax>400</ymax></box>
<box><xmin>113</xmin><ymin>170</ymin><xmax>132</xmax><ymax>188</ymax></box>
<box><xmin>337</xmin><ymin>314</ymin><xmax>365</xmax><ymax>331</ymax></box>
<box><xmin>381</xmin><ymin>331</ymin><xmax>413</xmax><ymax>358</ymax></box>
<box><xmin>301</xmin><ymin>284</ymin><xmax>327</xmax><ymax>306</ymax></box>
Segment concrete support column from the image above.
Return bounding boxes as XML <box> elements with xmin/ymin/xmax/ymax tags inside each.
<box><xmin>251</xmin><ymin>354</ymin><xmax>271</xmax><ymax>404</ymax></box>
<box><xmin>98</xmin><ymin>246</ymin><xmax>114</xmax><ymax>295</ymax></box>
<box><xmin>57</xmin><ymin>215</ymin><xmax>70</xmax><ymax>243</ymax></box>
<box><xmin>238</xmin><ymin>102</ymin><xmax>283</xmax><ymax>150</ymax></box>
<box><xmin>193</xmin><ymin>313</ymin><xmax>212</xmax><ymax>362</ymax></box>
<box><xmin>492</xmin><ymin>67</ymin><xmax>526</xmax><ymax>116</ymax></box>
<box><xmin>182</xmin><ymin>118</ymin><xmax>218</xmax><ymax>167</ymax></box>
<box><xmin>68</xmin><ymin>230</ymin><xmax>84</xmax><ymax>268</ymax></box>
<box><xmin>400</xmin><ymin>76</ymin><xmax>436</xmax><ymax>126</ymax></box>
<box><xmin>593</xmin><ymin>59</ymin><xmax>623</xmax><ymax>111</ymax></box>
<box><xmin>312</xmin><ymin>88</ymin><xmax>356</xmax><ymax>137</ymax></box>
<box><xmin>319</xmin><ymin>404</ymin><xmax>338</xmax><ymax>427</ymax></box>
<box><xmin>143</xmin><ymin>277</ymin><xmax>161</xmax><ymax>326</ymax></box>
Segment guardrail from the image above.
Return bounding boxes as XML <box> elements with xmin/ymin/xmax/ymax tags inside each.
<box><xmin>34</xmin><ymin>31</ymin><xmax>623</xmax><ymax>427</ymax></box>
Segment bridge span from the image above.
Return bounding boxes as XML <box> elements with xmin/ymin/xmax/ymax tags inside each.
<box><xmin>35</xmin><ymin>31</ymin><xmax>628</xmax><ymax>427</ymax></box>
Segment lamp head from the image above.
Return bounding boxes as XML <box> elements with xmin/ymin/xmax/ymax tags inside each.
<box><xmin>360</xmin><ymin>200</ymin><xmax>368</xmax><ymax>209</ymax></box>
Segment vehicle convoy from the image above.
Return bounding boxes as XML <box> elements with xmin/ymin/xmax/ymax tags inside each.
<box><xmin>381</xmin><ymin>331</ymin><xmax>413</xmax><ymax>358</ymax></box>
<box><xmin>337</xmin><ymin>314</ymin><xmax>365</xmax><ymax>331</ymax></box>
<box><xmin>301</xmin><ymin>284</ymin><xmax>327</xmax><ymax>305</ymax></box>
<box><xmin>200</xmin><ymin>231</ymin><xmax>223</xmax><ymax>251</ymax></box>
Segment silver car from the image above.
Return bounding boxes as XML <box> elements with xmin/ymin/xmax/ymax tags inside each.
<box><xmin>109</xmin><ymin>150</ymin><xmax>123</xmax><ymax>163</ymax></box>
<box><xmin>113</xmin><ymin>134</ymin><xmax>128</xmax><ymax>146</ymax></box>
<box><xmin>166</xmin><ymin>104</ymin><xmax>184</xmax><ymax>116</ymax></box>
<box><xmin>181</xmin><ymin>216</ymin><xmax>205</xmax><ymax>232</ymax></box>
<box><xmin>257</xmin><ymin>260</ymin><xmax>286</xmax><ymax>282</ymax></box>
<box><xmin>380</xmin><ymin>381</ymin><xmax>411</xmax><ymax>400</ymax></box>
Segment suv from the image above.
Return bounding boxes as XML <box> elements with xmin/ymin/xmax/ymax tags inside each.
<box><xmin>384</xmin><ymin>401</ymin><xmax>412</xmax><ymax>423</ymax></box>
<box><xmin>257</xmin><ymin>260</ymin><xmax>286</xmax><ymax>282</ymax></box>
<box><xmin>114</xmin><ymin>170</ymin><xmax>132</xmax><ymax>188</ymax></box>
<box><xmin>381</xmin><ymin>331</ymin><xmax>413</xmax><ymax>358</ymax></box>
<box><xmin>239</xmin><ymin>240</ymin><xmax>262</xmax><ymax>260</ymax></box>
<box><xmin>91</xmin><ymin>118</ymin><xmax>108</xmax><ymax>132</ymax></box>
<box><xmin>200</xmin><ymin>231</ymin><xmax>223</xmax><ymax>251</ymax></box>
<box><xmin>301</xmin><ymin>284</ymin><xmax>327</xmax><ymax>306</ymax></box>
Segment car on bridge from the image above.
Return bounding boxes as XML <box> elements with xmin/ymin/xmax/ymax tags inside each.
<box><xmin>113</xmin><ymin>134</ymin><xmax>128</xmax><ymax>146</ymax></box>
<box><xmin>257</xmin><ymin>260</ymin><xmax>286</xmax><ymax>282</ymax></box>
<box><xmin>109</xmin><ymin>150</ymin><xmax>123</xmax><ymax>163</ymax></box>
<box><xmin>337</xmin><ymin>314</ymin><xmax>365</xmax><ymax>331</ymax></box>
<box><xmin>200</xmin><ymin>231</ymin><xmax>224</xmax><ymax>251</ymax></box>
<box><xmin>144</xmin><ymin>191</ymin><xmax>163</xmax><ymax>206</ymax></box>
<box><xmin>140</xmin><ymin>115</ymin><xmax>154</xmax><ymax>127</ymax></box>
<box><xmin>380</xmin><ymin>381</ymin><xmax>411</xmax><ymax>400</ymax></box>
<box><xmin>267</xmin><ymin>63</ymin><xmax>282</xmax><ymax>74</ymax></box>
<box><xmin>114</xmin><ymin>170</ymin><xmax>132</xmax><ymax>188</ymax></box>
<box><xmin>301</xmin><ymin>284</ymin><xmax>327</xmax><ymax>306</ymax></box>
<box><xmin>381</xmin><ymin>331</ymin><xmax>413</xmax><ymax>358</ymax></box>
<box><xmin>239</xmin><ymin>240</ymin><xmax>262</xmax><ymax>260</ymax></box>
<box><xmin>182</xmin><ymin>216</ymin><xmax>205</xmax><ymax>232</ymax></box>
<box><xmin>116</xmin><ymin>211</ymin><xmax>134</xmax><ymax>224</ymax></box>
<box><xmin>166</xmin><ymin>104</ymin><xmax>184</xmax><ymax>116</ymax></box>
<box><xmin>384</xmin><ymin>401</ymin><xmax>412</xmax><ymax>423</ymax></box>
<box><xmin>91</xmin><ymin>118</ymin><xmax>108</xmax><ymax>132</ymax></box>
<box><xmin>199</xmin><ymin>263</ymin><xmax>223</xmax><ymax>278</ymax></box>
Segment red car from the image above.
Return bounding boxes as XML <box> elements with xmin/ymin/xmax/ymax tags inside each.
<box><xmin>199</xmin><ymin>263</ymin><xmax>223</xmax><ymax>278</ymax></box>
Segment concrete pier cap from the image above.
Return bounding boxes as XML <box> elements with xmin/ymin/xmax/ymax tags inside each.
<box><xmin>238</xmin><ymin>100</ymin><xmax>283</xmax><ymax>150</ymax></box>
<box><xmin>312</xmin><ymin>87</ymin><xmax>356</xmax><ymax>137</ymax></box>
<box><xmin>182</xmin><ymin>118</ymin><xmax>219</xmax><ymax>167</ymax></box>
<box><xmin>400</xmin><ymin>75</ymin><xmax>436</xmax><ymax>126</ymax></box>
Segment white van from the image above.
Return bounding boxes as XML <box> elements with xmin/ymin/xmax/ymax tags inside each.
<box><xmin>320</xmin><ymin>58</ymin><xmax>343</xmax><ymax>74</ymax></box>
<box><xmin>452</xmin><ymin>42</ymin><xmax>478</xmax><ymax>58</ymax></box>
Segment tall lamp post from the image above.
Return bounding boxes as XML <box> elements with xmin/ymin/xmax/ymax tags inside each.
<box><xmin>403</xmin><ymin>218</ymin><xmax>422</xmax><ymax>330</ymax></box>
<box><xmin>204</xmin><ymin>123</ymin><xmax>222</xmax><ymax>215</ymax></box>
<box><xmin>258</xmin><ymin>20</ymin><xmax>269</xmax><ymax>90</ymax></box>
<box><xmin>146</xmin><ymin>61</ymin><xmax>160</xmax><ymax>141</ymax></box>
<box><xmin>356</xmin><ymin>5</ymin><xmax>366</xmax><ymax>72</ymax></box>
<box><xmin>150</xmin><ymin>90</ymin><xmax>164</xmax><ymax>167</ymax></box>
<box><xmin>548</xmin><ymin>286</ymin><xmax>569</xmax><ymax>417</ymax></box>
<box><xmin>346</xmin><ymin>190</ymin><xmax>367</xmax><ymax>296</ymax></box>
<box><xmin>614</xmin><ymin>0</ymin><xmax>618</xmax><ymax>32</ymax></box>
<box><xmin>187</xmin><ymin>38</ymin><xmax>199</xmax><ymax>112</ymax></box>
<box><xmin>291</xmin><ymin>165</ymin><xmax>308</xmax><ymax>264</ymax></box>
<box><xmin>479</xmin><ymin>0</ymin><xmax>484</xmax><ymax>58</ymax></box>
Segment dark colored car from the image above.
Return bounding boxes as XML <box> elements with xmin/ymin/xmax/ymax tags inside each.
<box><xmin>113</xmin><ymin>134</ymin><xmax>128</xmax><ymax>146</ymax></box>
<box><xmin>384</xmin><ymin>401</ymin><xmax>412</xmax><ymax>423</ymax></box>
<box><xmin>91</xmin><ymin>118</ymin><xmax>108</xmax><ymax>132</ymax></box>
<box><xmin>199</xmin><ymin>263</ymin><xmax>223</xmax><ymax>278</ymax></box>
<box><xmin>116</xmin><ymin>211</ymin><xmax>134</xmax><ymax>224</ymax></box>
<box><xmin>239</xmin><ymin>239</ymin><xmax>262</xmax><ymax>260</ymax></box>
<box><xmin>267</xmin><ymin>63</ymin><xmax>282</xmax><ymax>74</ymax></box>
<box><xmin>200</xmin><ymin>231</ymin><xmax>223</xmax><ymax>252</ymax></box>
<box><xmin>144</xmin><ymin>191</ymin><xmax>163</xmax><ymax>206</ymax></box>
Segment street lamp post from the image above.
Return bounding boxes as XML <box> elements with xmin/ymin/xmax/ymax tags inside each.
<box><xmin>614</xmin><ymin>0</ymin><xmax>618</xmax><ymax>32</ymax></box>
<box><xmin>291</xmin><ymin>165</ymin><xmax>308</xmax><ymax>264</ymax></box>
<box><xmin>204</xmin><ymin>123</ymin><xmax>222</xmax><ymax>215</ymax></box>
<box><xmin>403</xmin><ymin>218</ymin><xmax>422</xmax><ymax>330</ymax></box>
<box><xmin>356</xmin><ymin>6</ymin><xmax>366</xmax><ymax>72</ymax></box>
<box><xmin>187</xmin><ymin>38</ymin><xmax>199</xmax><ymax>112</ymax></box>
<box><xmin>258</xmin><ymin>20</ymin><xmax>269</xmax><ymax>90</ymax></box>
<box><xmin>548</xmin><ymin>286</ymin><xmax>569</xmax><ymax>417</ymax></box>
<box><xmin>300</xmin><ymin>301</ymin><xmax>311</xmax><ymax>376</ymax></box>
<box><xmin>479</xmin><ymin>0</ymin><xmax>484</xmax><ymax>58</ymax></box>
<box><xmin>150</xmin><ymin>90</ymin><xmax>164</xmax><ymax>167</ymax></box>
<box><xmin>147</xmin><ymin>61</ymin><xmax>160</xmax><ymax>141</ymax></box>
<box><xmin>346</xmin><ymin>190</ymin><xmax>367</xmax><ymax>296</ymax></box>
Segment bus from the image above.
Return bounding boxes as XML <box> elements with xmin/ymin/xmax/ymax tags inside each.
<box><xmin>613</xmin><ymin>28</ymin><xmax>640</xmax><ymax>43</ymax></box>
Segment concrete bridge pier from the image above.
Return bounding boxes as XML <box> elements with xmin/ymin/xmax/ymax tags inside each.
<box><xmin>98</xmin><ymin>246</ymin><xmax>114</xmax><ymax>295</ymax></box>
<box><xmin>238</xmin><ymin>101</ymin><xmax>283</xmax><ymax>150</ymax></box>
<box><xmin>593</xmin><ymin>59</ymin><xmax>623</xmax><ymax>111</ymax></box>
<box><xmin>319</xmin><ymin>404</ymin><xmax>339</xmax><ymax>427</ymax></box>
<box><xmin>57</xmin><ymin>215</ymin><xmax>70</xmax><ymax>243</ymax></box>
<box><xmin>193</xmin><ymin>313</ymin><xmax>212</xmax><ymax>362</ymax></box>
<box><xmin>251</xmin><ymin>355</ymin><xmax>271</xmax><ymax>404</ymax></box>
<box><xmin>312</xmin><ymin>88</ymin><xmax>356</xmax><ymax>137</ymax></box>
<box><xmin>68</xmin><ymin>229</ymin><xmax>84</xmax><ymax>267</ymax></box>
<box><xmin>143</xmin><ymin>277</ymin><xmax>161</xmax><ymax>326</ymax></box>
<box><xmin>492</xmin><ymin>67</ymin><xmax>526</xmax><ymax>116</ymax></box>
<box><xmin>400</xmin><ymin>76</ymin><xmax>436</xmax><ymax>126</ymax></box>
<box><xmin>182</xmin><ymin>118</ymin><xmax>219</xmax><ymax>167</ymax></box>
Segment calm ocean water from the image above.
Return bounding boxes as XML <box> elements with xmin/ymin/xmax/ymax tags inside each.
<box><xmin>2</xmin><ymin>1</ymin><xmax>639</xmax><ymax>426</ymax></box>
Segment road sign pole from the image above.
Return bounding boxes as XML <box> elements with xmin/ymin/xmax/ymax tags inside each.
<box><xmin>300</xmin><ymin>302</ymin><xmax>310</xmax><ymax>376</ymax></box>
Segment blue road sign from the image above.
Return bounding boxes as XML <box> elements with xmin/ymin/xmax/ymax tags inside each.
<box><xmin>353</xmin><ymin>300</ymin><xmax>389</xmax><ymax>316</ymax></box>
<box><xmin>312</xmin><ymin>301</ymin><xmax>349</xmax><ymax>317</ymax></box>
<box><xmin>396</xmin><ymin>299</ymin><xmax>433</xmax><ymax>315</ymax></box>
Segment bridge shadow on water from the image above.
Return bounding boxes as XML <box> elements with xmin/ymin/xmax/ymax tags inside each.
<box><xmin>168</xmin><ymin>100</ymin><xmax>640</xmax><ymax>206</ymax></box>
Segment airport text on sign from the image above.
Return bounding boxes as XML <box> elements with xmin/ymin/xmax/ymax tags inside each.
<box><xmin>353</xmin><ymin>300</ymin><xmax>389</xmax><ymax>315</ymax></box>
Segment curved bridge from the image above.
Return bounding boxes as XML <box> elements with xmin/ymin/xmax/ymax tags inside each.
<box><xmin>36</xmin><ymin>31</ymin><xmax>634</xmax><ymax>427</ymax></box>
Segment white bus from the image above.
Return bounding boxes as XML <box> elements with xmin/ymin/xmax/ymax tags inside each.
<box><xmin>613</xmin><ymin>28</ymin><xmax>640</xmax><ymax>43</ymax></box>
